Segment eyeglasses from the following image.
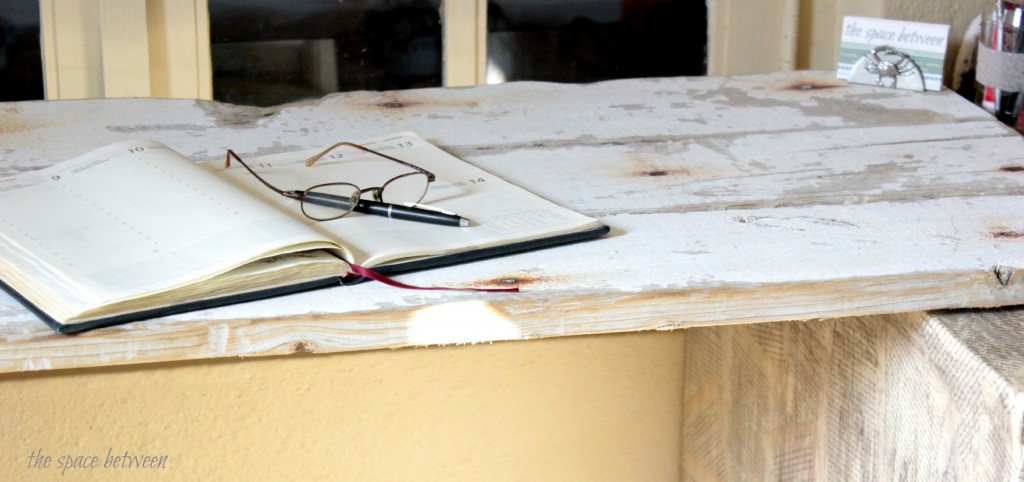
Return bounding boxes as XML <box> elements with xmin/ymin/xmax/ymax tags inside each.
<box><xmin>225</xmin><ymin>142</ymin><xmax>436</xmax><ymax>221</ymax></box>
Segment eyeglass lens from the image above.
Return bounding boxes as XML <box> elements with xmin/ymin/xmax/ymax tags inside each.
<box><xmin>302</xmin><ymin>183</ymin><xmax>360</xmax><ymax>221</ymax></box>
<box><xmin>300</xmin><ymin>172</ymin><xmax>431</xmax><ymax>221</ymax></box>
<box><xmin>379</xmin><ymin>172</ymin><xmax>430</xmax><ymax>204</ymax></box>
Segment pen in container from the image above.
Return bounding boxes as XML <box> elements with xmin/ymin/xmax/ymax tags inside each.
<box><xmin>995</xmin><ymin>1</ymin><xmax>1005</xmax><ymax>115</ymax></box>
<box><xmin>996</xmin><ymin>2</ymin><xmax>1024</xmax><ymax>124</ymax></box>
<box><xmin>1010</xmin><ymin>4</ymin><xmax>1024</xmax><ymax>127</ymax></box>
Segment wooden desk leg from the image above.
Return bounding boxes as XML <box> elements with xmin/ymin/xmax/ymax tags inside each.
<box><xmin>680</xmin><ymin>310</ymin><xmax>1024</xmax><ymax>481</ymax></box>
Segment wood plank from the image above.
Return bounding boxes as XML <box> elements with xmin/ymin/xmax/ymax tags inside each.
<box><xmin>38</xmin><ymin>0</ymin><xmax>105</xmax><ymax>99</ymax></box>
<box><xmin>1</xmin><ymin>196</ymin><xmax>1021</xmax><ymax>373</ymax></box>
<box><xmin>193</xmin><ymin>0</ymin><xmax>213</xmax><ymax>100</ymax></box>
<box><xmin>99</xmin><ymin>0</ymin><xmax>151</xmax><ymax>97</ymax></box>
<box><xmin>39</xmin><ymin>0</ymin><xmax>211</xmax><ymax>100</ymax></box>
<box><xmin>681</xmin><ymin>308</ymin><xmax>1024</xmax><ymax>481</ymax></box>
<box><xmin>708</xmin><ymin>0</ymin><xmax>789</xmax><ymax>74</ymax></box>
<box><xmin>38</xmin><ymin>0</ymin><xmax>60</xmax><ymax>99</ymax></box>
<box><xmin>441</xmin><ymin>0</ymin><xmax>486</xmax><ymax>86</ymax></box>
<box><xmin>147</xmin><ymin>0</ymin><xmax>212</xmax><ymax>99</ymax></box>
<box><xmin>0</xmin><ymin>71</ymin><xmax>1022</xmax><ymax>373</ymax></box>
<box><xmin>0</xmin><ymin>73</ymin><xmax>1002</xmax><ymax>169</ymax></box>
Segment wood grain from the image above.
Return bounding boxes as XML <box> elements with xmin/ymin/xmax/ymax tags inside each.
<box><xmin>681</xmin><ymin>308</ymin><xmax>1024</xmax><ymax>481</ymax></box>
<box><xmin>0</xmin><ymin>71</ymin><xmax>1022</xmax><ymax>373</ymax></box>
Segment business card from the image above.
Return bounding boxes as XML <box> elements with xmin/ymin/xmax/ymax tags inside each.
<box><xmin>838</xmin><ymin>16</ymin><xmax>950</xmax><ymax>91</ymax></box>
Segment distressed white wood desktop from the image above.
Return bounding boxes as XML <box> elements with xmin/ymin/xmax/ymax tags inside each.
<box><xmin>1</xmin><ymin>71</ymin><xmax>1023</xmax><ymax>480</ymax></box>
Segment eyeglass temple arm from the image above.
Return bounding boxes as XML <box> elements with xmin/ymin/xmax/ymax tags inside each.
<box><xmin>303</xmin><ymin>141</ymin><xmax>436</xmax><ymax>182</ymax></box>
<box><xmin>224</xmin><ymin>150</ymin><xmax>300</xmax><ymax>198</ymax></box>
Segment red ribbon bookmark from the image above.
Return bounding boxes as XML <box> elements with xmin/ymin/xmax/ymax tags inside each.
<box><xmin>348</xmin><ymin>264</ymin><xmax>520</xmax><ymax>293</ymax></box>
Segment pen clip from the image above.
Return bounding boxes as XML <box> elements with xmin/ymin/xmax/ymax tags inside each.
<box><xmin>401</xmin><ymin>202</ymin><xmax>457</xmax><ymax>216</ymax></box>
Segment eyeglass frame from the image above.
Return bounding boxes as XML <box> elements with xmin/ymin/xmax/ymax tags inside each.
<box><xmin>224</xmin><ymin>141</ymin><xmax>437</xmax><ymax>221</ymax></box>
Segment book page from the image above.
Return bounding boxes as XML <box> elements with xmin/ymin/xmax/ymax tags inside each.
<box><xmin>0</xmin><ymin>141</ymin><xmax>341</xmax><ymax>319</ymax></box>
<box><xmin>207</xmin><ymin>132</ymin><xmax>602</xmax><ymax>267</ymax></box>
<box><xmin>76</xmin><ymin>250</ymin><xmax>346</xmax><ymax>321</ymax></box>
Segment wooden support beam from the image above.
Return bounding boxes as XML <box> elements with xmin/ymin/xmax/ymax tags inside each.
<box><xmin>147</xmin><ymin>0</ymin><xmax>213</xmax><ymax>100</ymax></box>
<box><xmin>40</xmin><ymin>0</ymin><xmax>212</xmax><ymax>100</ymax></box>
<box><xmin>99</xmin><ymin>0</ymin><xmax>152</xmax><ymax>97</ymax></box>
<box><xmin>442</xmin><ymin>0</ymin><xmax>487</xmax><ymax>87</ymax></box>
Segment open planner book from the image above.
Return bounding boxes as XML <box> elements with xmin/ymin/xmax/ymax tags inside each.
<box><xmin>0</xmin><ymin>132</ymin><xmax>608</xmax><ymax>333</ymax></box>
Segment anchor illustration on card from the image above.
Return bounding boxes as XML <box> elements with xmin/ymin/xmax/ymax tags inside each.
<box><xmin>848</xmin><ymin>46</ymin><xmax>926</xmax><ymax>91</ymax></box>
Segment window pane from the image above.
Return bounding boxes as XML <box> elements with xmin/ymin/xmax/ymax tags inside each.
<box><xmin>0</xmin><ymin>0</ymin><xmax>43</xmax><ymax>101</ymax></box>
<box><xmin>487</xmin><ymin>0</ymin><xmax>706</xmax><ymax>84</ymax></box>
<box><xmin>210</xmin><ymin>0</ymin><xmax>442</xmax><ymax>107</ymax></box>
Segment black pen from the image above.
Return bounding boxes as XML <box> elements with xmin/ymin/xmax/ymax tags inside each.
<box><xmin>358</xmin><ymin>199</ymin><xmax>470</xmax><ymax>227</ymax></box>
<box><xmin>302</xmin><ymin>191</ymin><xmax>470</xmax><ymax>227</ymax></box>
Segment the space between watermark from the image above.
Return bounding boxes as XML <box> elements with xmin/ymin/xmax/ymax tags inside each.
<box><xmin>26</xmin><ymin>448</ymin><xmax>169</xmax><ymax>476</ymax></box>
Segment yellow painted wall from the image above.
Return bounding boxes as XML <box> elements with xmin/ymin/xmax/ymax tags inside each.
<box><xmin>1</xmin><ymin>330</ymin><xmax>686</xmax><ymax>480</ymax></box>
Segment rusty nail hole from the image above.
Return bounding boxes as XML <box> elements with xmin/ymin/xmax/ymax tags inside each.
<box><xmin>482</xmin><ymin>275</ymin><xmax>553</xmax><ymax>286</ymax></box>
<box><xmin>644</xmin><ymin>170</ymin><xmax>669</xmax><ymax>177</ymax></box>
<box><xmin>993</xmin><ymin>231</ymin><xmax>1024</xmax><ymax>239</ymax></box>
<box><xmin>378</xmin><ymin>101</ymin><xmax>407</xmax><ymax>109</ymax></box>
<box><xmin>999</xmin><ymin>166</ymin><xmax>1024</xmax><ymax>172</ymax></box>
